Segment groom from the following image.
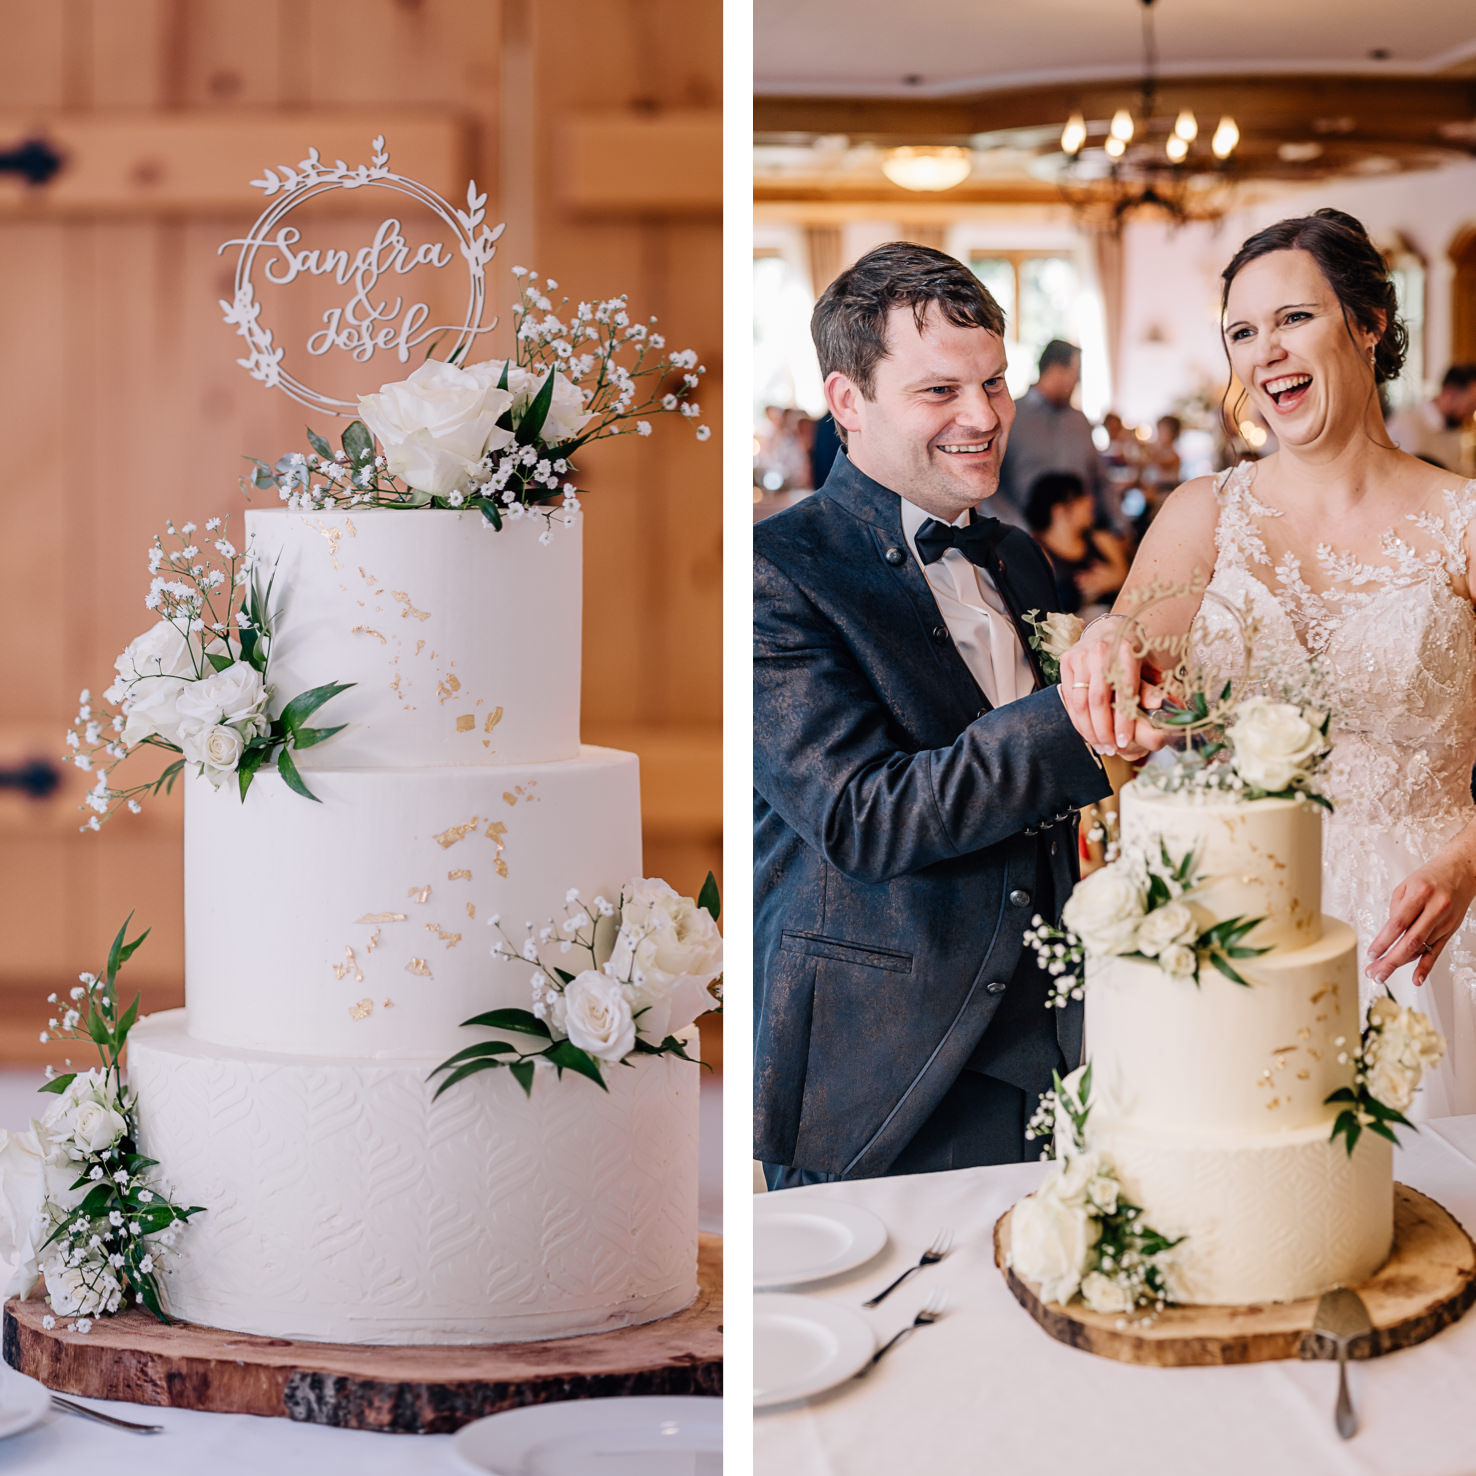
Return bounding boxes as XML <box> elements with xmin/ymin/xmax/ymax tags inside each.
<box><xmin>754</xmin><ymin>243</ymin><xmax>1163</xmax><ymax>1188</ymax></box>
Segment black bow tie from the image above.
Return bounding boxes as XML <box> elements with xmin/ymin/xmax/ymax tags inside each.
<box><xmin>914</xmin><ymin>514</ymin><xmax>1008</xmax><ymax>569</ymax></box>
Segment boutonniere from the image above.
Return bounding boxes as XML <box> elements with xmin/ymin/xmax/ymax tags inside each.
<box><xmin>1021</xmin><ymin>610</ymin><xmax>1084</xmax><ymax>686</ymax></box>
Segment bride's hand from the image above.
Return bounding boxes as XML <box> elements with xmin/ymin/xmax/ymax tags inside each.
<box><xmin>1366</xmin><ymin>842</ymin><xmax>1476</xmax><ymax>987</ymax></box>
<box><xmin>1059</xmin><ymin>616</ymin><xmax>1166</xmax><ymax>758</ymax></box>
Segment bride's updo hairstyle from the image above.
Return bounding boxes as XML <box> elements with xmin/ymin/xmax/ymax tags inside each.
<box><xmin>1220</xmin><ymin>208</ymin><xmax>1408</xmax><ymax>385</ymax></box>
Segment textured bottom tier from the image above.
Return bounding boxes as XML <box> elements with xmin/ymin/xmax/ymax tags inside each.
<box><xmin>1092</xmin><ymin>1116</ymin><xmax>1393</xmax><ymax>1305</ymax></box>
<box><xmin>128</xmin><ymin>1011</ymin><xmax>699</xmax><ymax>1346</ymax></box>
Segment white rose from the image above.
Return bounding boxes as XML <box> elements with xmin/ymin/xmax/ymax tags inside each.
<box><xmin>174</xmin><ymin>662</ymin><xmax>267</xmax><ymax>728</ymax></box>
<box><xmin>1364</xmin><ymin>1004</ymin><xmax>1446</xmax><ymax>1110</ymax></box>
<box><xmin>1159</xmin><ymin>943</ymin><xmax>1199</xmax><ymax>979</ymax></box>
<box><xmin>1365</xmin><ymin>1055</ymin><xmax>1419</xmax><ymax>1113</ymax></box>
<box><xmin>358</xmin><ymin>360</ymin><xmax>517</xmax><ymax>495</ymax></box>
<box><xmin>0</xmin><ymin>1126</ymin><xmax>48</xmax><ymax>1297</ymax></box>
<box><xmin>1009</xmin><ymin>1187</ymin><xmax>1099</xmax><ymax>1305</ymax></box>
<box><xmin>475</xmin><ymin>361</ymin><xmax>595</xmax><ymax>446</ymax></box>
<box><xmin>1061</xmin><ymin>865</ymin><xmax>1146</xmax><ymax>956</ymax></box>
<box><xmin>608</xmin><ymin>877</ymin><xmax>723</xmax><ymax>1040</ymax></box>
<box><xmin>114</xmin><ymin>620</ymin><xmax>195</xmax><ymax>686</ymax></box>
<box><xmin>178</xmin><ymin>722</ymin><xmax>246</xmax><ymax>786</ymax></box>
<box><xmin>1086</xmin><ymin>1173</ymin><xmax>1120</xmax><ymax>1216</ymax></box>
<box><xmin>1039</xmin><ymin>611</ymin><xmax>1085</xmax><ymax>660</ymax></box>
<box><xmin>1080</xmin><ymin>1270</ymin><xmax>1135</xmax><ymax>1315</ymax></box>
<box><xmin>43</xmin><ymin>1254</ymin><xmax>120</xmax><ymax>1318</ymax></box>
<box><xmin>1052</xmin><ymin>1150</ymin><xmax>1105</xmax><ymax>1209</ymax></box>
<box><xmin>42</xmin><ymin>1071</ymin><xmax>127</xmax><ymax>1159</ymax></box>
<box><xmin>563</xmin><ymin>970</ymin><xmax>637</xmax><ymax>1063</ymax></box>
<box><xmin>119</xmin><ymin>675</ymin><xmax>189</xmax><ymax>748</ymax></box>
<box><xmin>1135</xmin><ymin>901</ymin><xmax>1198</xmax><ymax>959</ymax></box>
<box><xmin>1226</xmin><ymin>697</ymin><xmax>1326</xmax><ymax>793</ymax></box>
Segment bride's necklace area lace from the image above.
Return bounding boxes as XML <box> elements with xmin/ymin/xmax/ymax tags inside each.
<box><xmin>1211</xmin><ymin>460</ymin><xmax>1476</xmax><ymax>656</ymax></box>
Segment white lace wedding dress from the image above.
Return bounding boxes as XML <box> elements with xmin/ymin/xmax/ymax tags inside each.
<box><xmin>1195</xmin><ymin>460</ymin><xmax>1476</xmax><ymax>1117</ymax></box>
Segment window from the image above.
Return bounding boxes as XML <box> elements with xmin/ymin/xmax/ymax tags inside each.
<box><xmin>968</xmin><ymin>251</ymin><xmax>1081</xmax><ymax>398</ymax></box>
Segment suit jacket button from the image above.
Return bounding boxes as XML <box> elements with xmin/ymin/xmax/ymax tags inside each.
<box><xmin>1050</xmin><ymin>841</ymin><xmax>1059</xmax><ymax>856</ymax></box>
<box><xmin>1023</xmin><ymin>825</ymin><xmax>1039</xmax><ymax>836</ymax></box>
<box><xmin>1009</xmin><ymin>888</ymin><xmax>1030</xmax><ymax>907</ymax></box>
<box><xmin>884</xmin><ymin>546</ymin><xmax>906</xmax><ymax>565</ymax></box>
<box><xmin>985</xmin><ymin>980</ymin><xmax>1007</xmax><ymax>995</ymax></box>
<box><xmin>930</xmin><ymin>624</ymin><xmax>948</xmax><ymax>643</ymax></box>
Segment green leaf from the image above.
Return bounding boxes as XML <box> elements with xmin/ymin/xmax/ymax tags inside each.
<box><xmin>116</xmin><ymin>993</ymin><xmax>141</xmax><ymax>1047</ymax></box>
<box><xmin>239</xmin><ymin>622</ymin><xmax>260</xmax><ymax>671</ymax></box>
<box><xmin>509</xmin><ymin>1059</ymin><xmax>536</xmax><ymax>1097</ymax></box>
<box><xmin>1324</xmin><ymin>1087</ymin><xmax>1358</xmax><ymax>1105</ymax></box>
<box><xmin>290</xmin><ymin>723</ymin><xmax>347</xmax><ymax>751</ymax></box>
<box><xmin>497</xmin><ymin>359</ymin><xmax>510</xmax><ymax>391</ymax></box>
<box><xmin>552</xmin><ymin>968</ymin><xmax>575</xmax><ymax>985</ymax></box>
<box><xmin>459</xmin><ymin>1007</ymin><xmax>551</xmax><ymax>1039</ymax></box>
<box><xmin>135</xmin><ymin>1273</ymin><xmax>170</xmax><ymax>1325</ymax></box>
<box><xmin>342</xmin><ymin>419</ymin><xmax>375</xmax><ymax>464</ymax></box>
<box><xmin>1366</xmin><ymin>1119</ymin><xmax>1400</xmax><ymax>1144</ymax></box>
<box><xmin>236</xmin><ymin>743</ymin><xmax>272</xmax><ymax>801</ymax></box>
<box><xmin>279</xmin><ymin>681</ymin><xmax>354</xmax><ymax>734</ymax></box>
<box><xmin>38</xmin><ymin>1072</ymin><xmax>76</xmax><ymax>1096</ymax></box>
<box><xmin>306</xmin><ymin>427</ymin><xmax>333</xmax><ymax>460</ymax></box>
<box><xmin>547</xmin><ymin>1039</ymin><xmax>609</xmax><ymax>1091</ymax></box>
<box><xmin>86</xmin><ymin>1008</ymin><xmax>112</xmax><ymax>1048</ymax></box>
<box><xmin>516</xmin><ymin>370</ymin><xmax>556</xmax><ymax>445</ymax></box>
<box><xmin>427</xmin><ymin>1041</ymin><xmax>519</xmax><ymax>1076</ymax></box>
<box><xmin>205</xmin><ymin>650</ymin><xmax>234</xmax><ymax>673</ymax></box>
<box><xmin>655</xmin><ymin>1035</ymin><xmax>701</xmax><ymax>1064</ymax></box>
<box><xmin>150</xmin><ymin>759</ymin><xmax>185</xmax><ymax>797</ymax></box>
<box><xmin>105</xmin><ymin>912</ymin><xmax>149</xmax><ymax>984</ymax></box>
<box><xmin>276</xmin><ymin>745</ymin><xmax>320</xmax><ymax>802</ymax></box>
<box><xmin>430</xmin><ymin>1059</ymin><xmax>501</xmax><ymax>1101</ymax></box>
<box><xmin>1208</xmin><ymin>952</ymin><xmax>1251</xmax><ymax>987</ymax></box>
<box><xmin>480</xmin><ymin>500</ymin><xmax>503</xmax><ymax>531</ymax></box>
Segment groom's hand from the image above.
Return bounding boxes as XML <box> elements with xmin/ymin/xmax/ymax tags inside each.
<box><xmin>1059</xmin><ymin>619</ymin><xmax>1172</xmax><ymax>760</ymax></box>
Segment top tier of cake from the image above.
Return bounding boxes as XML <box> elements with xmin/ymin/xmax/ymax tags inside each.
<box><xmin>1119</xmin><ymin>784</ymin><xmax>1322</xmax><ymax>951</ymax></box>
<box><xmin>247</xmin><ymin>509</ymin><xmax>580</xmax><ymax>767</ymax></box>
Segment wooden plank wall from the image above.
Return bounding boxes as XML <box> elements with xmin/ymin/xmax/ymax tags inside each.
<box><xmin>0</xmin><ymin>0</ymin><xmax>722</xmax><ymax>1066</ymax></box>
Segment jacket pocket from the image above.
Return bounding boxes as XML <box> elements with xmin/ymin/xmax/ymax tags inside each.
<box><xmin>780</xmin><ymin>930</ymin><xmax>913</xmax><ymax>974</ymax></box>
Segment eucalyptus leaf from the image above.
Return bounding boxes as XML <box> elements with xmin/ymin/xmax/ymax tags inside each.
<box><xmin>547</xmin><ymin>1040</ymin><xmax>608</xmax><ymax>1091</ymax></box>
<box><xmin>151</xmin><ymin>759</ymin><xmax>184</xmax><ymax>796</ymax></box>
<box><xmin>276</xmin><ymin>745</ymin><xmax>320</xmax><ymax>802</ymax></box>
<box><xmin>1208</xmin><ymin>952</ymin><xmax>1251</xmax><ymax>987</ymax></box>
<box><xmin>697</xmin><ymin>871</ymin><xmax>722</xmax><ymax>923</ymax></box>
<box><xmin>342</xmin><ymin>419</ymin><xmax>375</xmax><ymax>464</ymax></box>
<box><xmin>306</xmin><ymin>427</ymin><xmax>333</xmax><ymax>460</ymax></box>
<box><xmin>236</xmin><ymin>744</ymin><xmax>271</xmax><ymax>802</ymax></box>
<box><xmin>279</xmin><ymin>681</ymin><xmax>354</xmax><ymax>734</ymax></box>
<box><xmin>290</xmin><ymin>723</ymin><xmax>347</xmax><ymax>751</ymax></box>
<box><xmin>428</xmin><ymin>1041</ymin><xmax>519</xmax><ymax>1076</ymax></box>
<box><xmin>459</xmin><ymin>1007</ymin><xmax>551</xmax><ymax>1039</ymax></box>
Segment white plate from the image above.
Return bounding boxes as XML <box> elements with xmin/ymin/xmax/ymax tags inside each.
<box><xmin>452</xmin><ymin>1396</ymin><xmax>720</xmax><ymax>1475</ymax></box>
<box><xmin>753</xmin><ymin>1198</ymin><xmax>888</xmax><ymax>1288</ymax></box>
<box><xmin>0</xmin><ymin>1370</ymin><xmax>51</xmax><ymax>1440</ymax></box>
<box><xmin>753</xmin><ymin>1293</ymin><xmax>875</xmax><ymax>1408</ymax></box>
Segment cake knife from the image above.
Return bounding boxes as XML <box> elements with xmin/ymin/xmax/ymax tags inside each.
<box><xmin>1313</xmin><ymin>1287</ymin><xmax>1373</xmax><ymax>1438</ymax></box>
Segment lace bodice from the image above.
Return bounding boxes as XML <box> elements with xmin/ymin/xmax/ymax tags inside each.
<box><xmin>1196</xmin><ymin>460</ymin><xmax>1476</xmax><ymax>833</ymax></box>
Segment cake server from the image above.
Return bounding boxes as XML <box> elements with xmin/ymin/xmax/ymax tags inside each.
<box><xmin>1313</xmin><ymin>1287</ymin><xmax>1373</xmax><ymax>1438</ymax></box>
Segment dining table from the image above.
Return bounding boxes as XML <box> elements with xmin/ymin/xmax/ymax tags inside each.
<box><xmin>754</xmin><ymin>1114</ymin><xmax>1476</xmax><ymax>1476</ymax></box>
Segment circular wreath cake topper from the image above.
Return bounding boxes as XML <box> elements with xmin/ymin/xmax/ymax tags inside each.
<box><xmin>218</xmin><ymin>136</ymin><xmax>504</xmax><ymax>416</ymax></box>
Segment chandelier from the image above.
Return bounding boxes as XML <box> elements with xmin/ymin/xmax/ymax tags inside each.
<box><xmin>1057</xmin><ymin>0</ymin><xmax>1239</xmax><ymax>227</ymax></box>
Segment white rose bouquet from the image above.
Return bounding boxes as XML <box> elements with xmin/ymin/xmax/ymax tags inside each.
<box><xmin>1224</xmin><ymin>697</ymin><xmax>1331</xmax><ymax>799</ymax></box>
<box><xmin>1328</xmin><ymin>992</ymin><xmax>1446</xmax><ymax>1155</ymax></box>
<box><xmin>429</xmin><ymin>873</ymin><xmax>723</xmax><ymax>1098</ymax></box>
<box><xmin>247</xmin><ymin>267</ymin><xmax>709</xmax><ymax>538</ymax></box>
<box><xmin>65</xmin><ymin>518</ymin><xmax>352</xmax><ymax>827</ymax></box>
<box><xmin>10</xmin><ymin>916</ymin><xmax>205</xmax><ymax>1331</ymax></box>
<box><xmin>1012</xmin><ymin>1066</ymin><xmax>1181</xmax><ymax>1316</ymax></box>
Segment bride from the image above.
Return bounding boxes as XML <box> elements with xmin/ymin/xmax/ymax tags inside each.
<box><xmin>1062</xmin><ymin>207</ymin><xmax>1476</xmax><ymax>1116</ymax></box>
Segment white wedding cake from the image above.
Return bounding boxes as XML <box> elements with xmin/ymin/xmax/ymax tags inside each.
<box><xmin>126</xmin><ymin>510</ymin><xmax>701</xmax><ymax>1345</ymax></box>
<box><xmin>1081</xmin><ymin>783</ymin><xmax>1391</xmax><ymax>1305</ymax></box>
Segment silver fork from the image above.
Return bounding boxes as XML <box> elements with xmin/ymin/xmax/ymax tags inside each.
<box><xmin>51</xmin><ymin>1395</ymin><xmax>164</xmax><ymax>1433</ymax></box>
<box><xmin>862</xmin><ymin>1291</ymin><xmax>949</xmax><ymax>1372</ymax></box>
<box><xmin>863</xmin><ymin>1229</ymin><xmax>953</xmax><ymax>1307</ymax></box>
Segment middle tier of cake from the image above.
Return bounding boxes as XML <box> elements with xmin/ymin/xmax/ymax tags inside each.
<box><xmin>184</xmin><ymin>746</ymin><xmax>640</xmax><ymax>1057</ymax></box>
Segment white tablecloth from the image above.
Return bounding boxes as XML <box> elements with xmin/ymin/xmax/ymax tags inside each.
<box><xmin>755</xmin><ymin>1117</ymin><xmax>1476</xmax><ymax>1476</ymax></box>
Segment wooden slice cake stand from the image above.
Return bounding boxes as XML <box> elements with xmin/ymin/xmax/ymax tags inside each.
<box><xmin>994</xmin><ymin>1187</ymin><xmax>1476</xmax><ymax>1366</ymax></box>
<box><xmin>2</xmin><ymin>1233</ymin><xmax>721</xmax><ymax>1434</ymax></box>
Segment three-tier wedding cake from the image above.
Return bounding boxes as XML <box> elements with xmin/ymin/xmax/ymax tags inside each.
<box><xmin>126</xmin><ymin>510</ymin><xmax>701</xmax><ymax>1345</ymax></box>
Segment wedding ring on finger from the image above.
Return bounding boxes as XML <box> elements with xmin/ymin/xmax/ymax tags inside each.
<box><xmin>1071</xmin><ymin>682</ymin><xmax>1091</xmax><ymax>689</ymax></box>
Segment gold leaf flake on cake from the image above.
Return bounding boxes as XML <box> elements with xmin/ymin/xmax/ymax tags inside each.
<box><xmin>365</xmin><ymin>928</ymin><xmax>382</xmax><ymax>954</ymax></box>
<box><xmin>344</xmin><ymin>519</ymin><xmax>357</xmax><ymax>537</ymax></box>
<box><xmin>405</xmin><ymin>958</ymin><xmax>433</xmax><ymax>978</ymax></box>
<box><xmin>350</xmin><ymin>998</ymin><xmax>373</xmax><ymax>1021</ymax></box>
<box><xmin>352</xmin><ymin>626</ymin><xmax>387</xmax><ymax>643</ymax></box>
<box><xmin>1272</xmin><ymin>1045</ymin><xmax>1297</xmax><ymax>1055</ymax></box>
<box><xmin>392</xmin><ymin>591</ymin><xmax>431</xmax><ymax>622</ymax></box>
<box><xmin>435</xmin><ymin>819</ymin><xmax>479</xmax><ymax>849</ymax></box>
<box><xmin>357</xmin><ymin>912</ymin><xmax>408</xmax><ymax>924</ymax></box>
<box><xmin>1297</xmin><ymin>1069</ymin><xmax>1310</xmax><ymax>1080</ymax></box>
<box><xmin>1265</xmin><ymin>1097</ymin><xmax>1281</xmax><ymax>1110</ymax></box>
<box><xmin>426</xmin><ymin>923</ymin><xmax>462</xmax><ymax>948</ymax></box>
<box><xmin>331</xmin><ymin>946</ymin><xmax>364</xmax><ymax>983</ymax></box>
<box><xmin>486</xmin><ymin>819</ymin><xmax>509</xmax><ymax>878</ymax></box>
<box><xmin>308</xmin><ymin>519</ymin><xmax>346</xmax><ymax>569</ymax></box>
<box><xmin>415</xmin><ymin>639</ymin><xmax>426</xmax><ymax>656</ymax></box>
<box><xmin>503</xmin><ymin>792</ymin><xmax>518</xmax><ymax>807</ymax></box>
<box><xmin>383</xmin><ymin>998</ymin><xmax>395</xmax><ymax>1009</ymax></box>
<box><xmin>456</xmin><ymin>714</ymin><xmax>475</xmax><ymax>732</ymax></box>
<box><xmin>485</xmin><ymin>707</ymin><xmax>504</xmax><ymax>734</ymax></box>
<box><xmin>466</xmin><ymin>902</ymin><xmax>476</xmax><ymax>920</ymax></box>
<box><xmin>439</xmin><ymin>674</ymin><xmax>463</xmax><ymax>704</ymax></box>
<box><xmin>409</xmin><ymin>884</ymin><xmax>431</xmax><ymax>904</ymax></box>
<box><xmin>448</xmin><ymin>869</ymin><xmax>472</xmax><ymax>881</ymax></box>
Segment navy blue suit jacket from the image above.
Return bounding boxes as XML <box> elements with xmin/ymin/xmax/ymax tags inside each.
<box><xmin>753</xmin><ymin>454</ymin><xmax>1112</xmax><ymax>1177</ymax></box>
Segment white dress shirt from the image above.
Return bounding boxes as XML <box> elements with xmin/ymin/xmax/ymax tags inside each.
<box><xmin>898</xmin><ymin>497</ymin><xmax>1035</xmax><ymax>708</ymax></box>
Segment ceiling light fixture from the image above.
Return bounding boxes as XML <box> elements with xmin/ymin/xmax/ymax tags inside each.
<box><xmin>880</xmin><ymin>145</ymin><xmax>973</xmax><ymax>192</ymax></box>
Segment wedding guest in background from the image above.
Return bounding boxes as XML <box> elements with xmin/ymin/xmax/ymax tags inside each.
<box><xmin>809</xmin><ymin>410</ymin><xmax>842</xmax><ymax>490</ymax></box>
<box><xmin>999</xmin><ymin>339</ymin><xmax>1114</xmax><ymax>533</ymax></box>
<box><xmin>1023</xmin><ymin>471</ymin><xmax>1129</xmax><ymax>616</ymax></box>
<box><xmin>754</xmin><ymin>243</ymin><xmax>1166</xmax><ymax>1188</ymax></box>
<box><xmin>1388</xmin><ymin>363</ymin><xmax>1476</xmax><ymax>474</ymax></box>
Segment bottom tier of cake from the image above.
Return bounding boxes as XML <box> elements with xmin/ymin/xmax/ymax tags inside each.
<box><xmin>1092</xmin><ymin>1116</ymin><xmax>1393</xmax><ymax>1306</ymax></box>
<box><xmin>128</xmin><ymin>1011</ymin><xmax>699</xmax><ymax>1345</ymax></box>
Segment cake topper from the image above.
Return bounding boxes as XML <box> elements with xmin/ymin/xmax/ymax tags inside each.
<box><xmin>218</xmin><ymin>136</ymin><xmax>502</xmax><ymax>415</ymax></box>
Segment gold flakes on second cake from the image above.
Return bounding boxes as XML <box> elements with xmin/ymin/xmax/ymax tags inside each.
<box><xmin>456</xmin><ymin>714</ymin><xmax>475</xmax><ymax>731</ymax></box>
<box><xmin>426</xmin><ymin>923</ymin><xmax>462</xmax><ymax>948</ymax></box>
<box><xmin>350</xmin><ymin>998</ymin><xmax>373</xmax><ymax>1021</ymax></box>
<box><xmin>439</xmin><ymin>672</ymin><xmax>462</xmax><ymax>704</ymax></box>
<box><xmin>382</xmin><ymin>998</ymin><xmax>395</xmax><ymax>1009</ymax></box>
<box><xmin>486</xmin><ymin>819</ymin><xmax>509</xmax><ymax>877</ymax></box>
<box><xmin>392</xmin><ymin>590</ymin><xmax>431</xmax><ymax>622</ymax></box>
<box><xmin>448</xmin><ymin>869</ymin><xmax>472</xmax><ymax>882</ymax></box>
<box><xmin>408</xmin><ymin>884</ymin><xmax>431</xmax><ymax>904</ymax></box>
<box><xmin>357</xmin><ymin>911</ymin><xmax>408</xmax><ymax>924</ymax></box>
<box><xmin>466</xmin><ymin>902</ymin><xmax>476</xmax><ymax>920</ymax></box>
<box><xmin>331</xmin><ymin>946</ymin><xmax>364</xmax><ymax>983</ymax></box>
<box><xmin>365</xmin><ymin>928</ymin><xmax>383</xmax><ymax>954</ymax></box>
<box><xmin>405</xmin><ymin>958</ymin><xmax>433</xmax><ymax>978</ymax></box>
<box><xmin>352</xmin><ymin>626</ymin><xmax>387</xmax><ymax>644</ymax></box>
<box><xmin>435</xmin><ymin>819</ymin><xmax>479</xmax><ymax>848</ymax></box>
